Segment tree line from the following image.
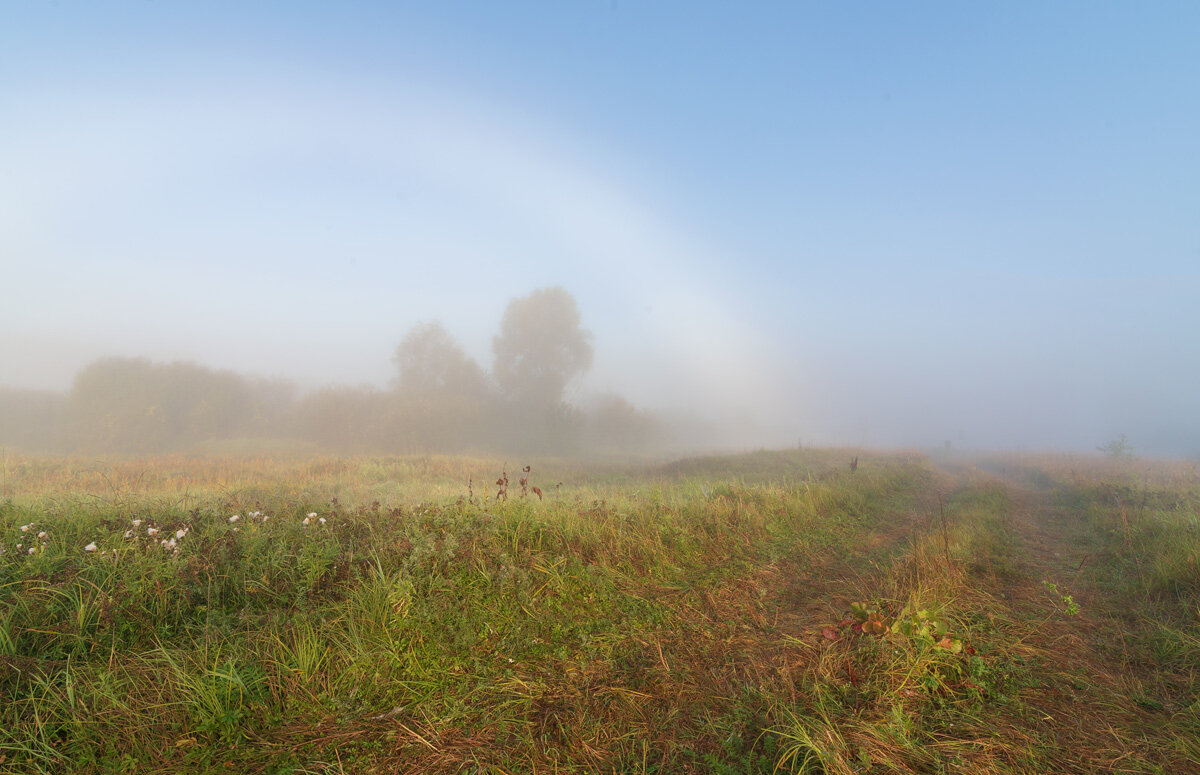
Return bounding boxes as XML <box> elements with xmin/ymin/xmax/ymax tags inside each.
<box><xmin>0</xmin><ymin>288</ymin><xmax>666</xmax><ymax>455</ymax></box>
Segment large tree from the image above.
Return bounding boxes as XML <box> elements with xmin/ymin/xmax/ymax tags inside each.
<box><xmin>492</xmin><ymin>287</ymin><xmax>593</xmax><ymax>408</ymax></box>
<box><xmin>491</xmin><ymin>288</ymin><xmax>593</xmax><ymax>453</ymax></box>
<box><xmin>62</xmin><ymin>358</ymin><xmax>254</xmax><ymax>452</ymax></box>
<box><xmin>391</xmin><ymin>322</ymin><xmax>493</xmax><ymax>451</ymax></box>
<box><xmin>393</xmin><ymin>322</ymin><xmax>490</xmax><ymax>400</ymax></box>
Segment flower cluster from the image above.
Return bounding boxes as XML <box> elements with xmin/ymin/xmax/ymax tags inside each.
<box><xmin>10</xmin><ymin>504</ymin><xmax>334</xmax><ymax>564</ymax></box>
<box><xmin>15</xmin><ymin>523</ymin><xmax>48</xmax><ymax>555</ymax></box>
<box><xmin>114</xmin><ymin>519</ymin><xmax>190</xmax><ymax>556</ymax></box>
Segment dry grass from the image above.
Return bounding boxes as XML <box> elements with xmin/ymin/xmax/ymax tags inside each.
<box><xmin>0</xmin><ymin>449</ymin><xmax>1196</xmax><ymax>773</ymax></box>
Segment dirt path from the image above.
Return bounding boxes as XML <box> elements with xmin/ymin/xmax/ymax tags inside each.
<box><xmin>967</xmin><ymin>471</ymin><xmax>1185</xmax><ymax>774</ymax></box>
<box><xmin>998</xmin><ymin>485</ymin><xmax>1094</xmax><ymax>612</ymax></box>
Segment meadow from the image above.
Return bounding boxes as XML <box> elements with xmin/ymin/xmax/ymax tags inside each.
<box><xmin>0</xmin><ymin>448</ymin><xmax>1197</xmax><ymax>774</ymax></box>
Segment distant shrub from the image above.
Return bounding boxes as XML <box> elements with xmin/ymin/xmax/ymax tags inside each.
<box><xmin>1098</xmin><ymin>433</ymin><xmax>1135</xmax><ymax>460</ymax></box>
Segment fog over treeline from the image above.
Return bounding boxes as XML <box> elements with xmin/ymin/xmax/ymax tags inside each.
<box><xmin>5</xmin><ymin>6</ymin><xmax>1200</xmax><ymax>459</ymax></box>
<box><xmin>0</xmin><ymin>288</ymin><xmax>670</xmax><ymax>456</ymax></box>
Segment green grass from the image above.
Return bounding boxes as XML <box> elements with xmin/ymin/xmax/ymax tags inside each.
<box><xmin>0</xmin><ymin>449</ymin><xmax>1197</xmax><ymax>772</ymax></box>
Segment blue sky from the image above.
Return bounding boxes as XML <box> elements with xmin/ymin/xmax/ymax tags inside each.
<box><xmin>2</xmin><ymin>2</ymin><xmax>1198</xmax><ymax>453</ymax></box>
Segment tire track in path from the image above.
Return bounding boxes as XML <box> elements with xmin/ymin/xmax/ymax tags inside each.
<box><xmin>973</xmin><ymin>470</ymin><xmax>1184</xmax><ymax>774</ymax></box>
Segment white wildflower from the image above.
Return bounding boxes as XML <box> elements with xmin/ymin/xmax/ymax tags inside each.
<box><xmin>229</xmin><ymin>515</ymin><xmax>240</xmax><ymax>523</ymax></box>
<box><xmin>307</xmin><ymin>512</ymin><xmax>317</xmax><ymax>518</ymax></box>
<box><xmin>318</xmin><ymin>517</ymin><xmax>326</xmax><ymax>525</ymax></box>
<box><xmin>131</xmin><ymin>519</ymin><xmax>144</xmax><ymax>527</ymax></box>
<box><xmin>20</xmin><ymin>523</ymin><xmax>32</xmax><ymax>533</ymax></box>
<box><xmin>37</xmin><ymin>531</ymin><xmax>48</xmax><ymax>540</ymax></box>
<box><xmin>175</xmin><ymin>528</ymin><xmax>188</xmax><ymax>539</ymax></box>
<box><xmin>28</xmin><ymin>547</ymin><xmax>36</xmax><ymax>555</ymax></box>
<box><xmin>84</xmin><ymin>542</ymin><xmax>98</xmax><ymax>552</ymax></box>
<box><xmin>302</xmin><ymin>517</ymin><xmax>312</xmax><ymax>526</ymax></box>
<box><xmin>147</xmin><ymin>527</ymin><xmax>160</xmax><ymax>537</ymax></box>
<box><xmin>124</xmin><ymin>530</ymin><xmax>134</xmax><ymax>539</ymax></box>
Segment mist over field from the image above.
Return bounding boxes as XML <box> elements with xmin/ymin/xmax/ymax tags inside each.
<box><xmin>6</xmin><ymin>10</ymin><xmax>1200</xmax><ymax>772</ymax></box>
<box><xmin>2</xmin><ymin>3</ymin><xmax>1199</xmax><ymax>456</ymax></box>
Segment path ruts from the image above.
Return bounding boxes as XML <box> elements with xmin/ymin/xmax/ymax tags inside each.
<box><xmin>957</xmin><ymin>467</ymin><xmax>1186</xmax><ymax>774</ymax></box>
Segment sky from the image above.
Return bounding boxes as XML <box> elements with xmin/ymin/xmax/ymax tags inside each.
<box><xmin>2</xmin><ymin>1</ymin><xmax>1198</xmax><ymax>454</ymax></box>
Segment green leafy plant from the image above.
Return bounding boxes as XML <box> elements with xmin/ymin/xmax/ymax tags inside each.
<box><xmin>1042</xmin><ymin>580</ymin><xmax>1080</xmax><ymax>616</ymax></box>
<box><xmin>845</xmin><ymin>602</ymin><xmax>964</xmax><ymax>653</ymax></box>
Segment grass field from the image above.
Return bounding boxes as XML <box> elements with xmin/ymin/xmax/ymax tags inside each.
<box><xmin>1</xmin><ymin>448</ymin><xmax>1197</xmax><ymax>773</ymax></box>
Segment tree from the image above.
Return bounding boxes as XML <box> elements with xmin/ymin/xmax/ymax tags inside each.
<box><xmin>492</xmin><ymin>287</ymin><xmax>593</xmax><ymax>408</ymax></box>
<box><xmin>583</xmin><ymin>394</ymin><xmax>666</xmax><ymax>452</ymax></box>
<box><xmin>61</xmin><ymin>357</ymin><xmax>256</xmax><ymax>453</ymax></box>
<box><xmin>391</xmin><ymin>322</ymin><xmax>493</xmax><ymax>451</ymax></box>
<box><xmin>1097</xmin><ymin>433</ymin><xmax>1135</xmax><ymax>460</ymax></box>
<box><xmin>490</xmin><ymin>288</ymin><xmax>593</xmax><ymax>453</ymax></box>
<box><xmin>393</xmin><ymin>322</ymin><xmax>490</xmax><ymax>401</ymax></box>
<box><xmin>63</xmin><ymin>358</ymin><xmax>165</xmax><ymax>452</ymax></box>
<box><xmin>291</xmin><ymin>386</ymin><xmax>392</xmax><ymax>452</ymax></box>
